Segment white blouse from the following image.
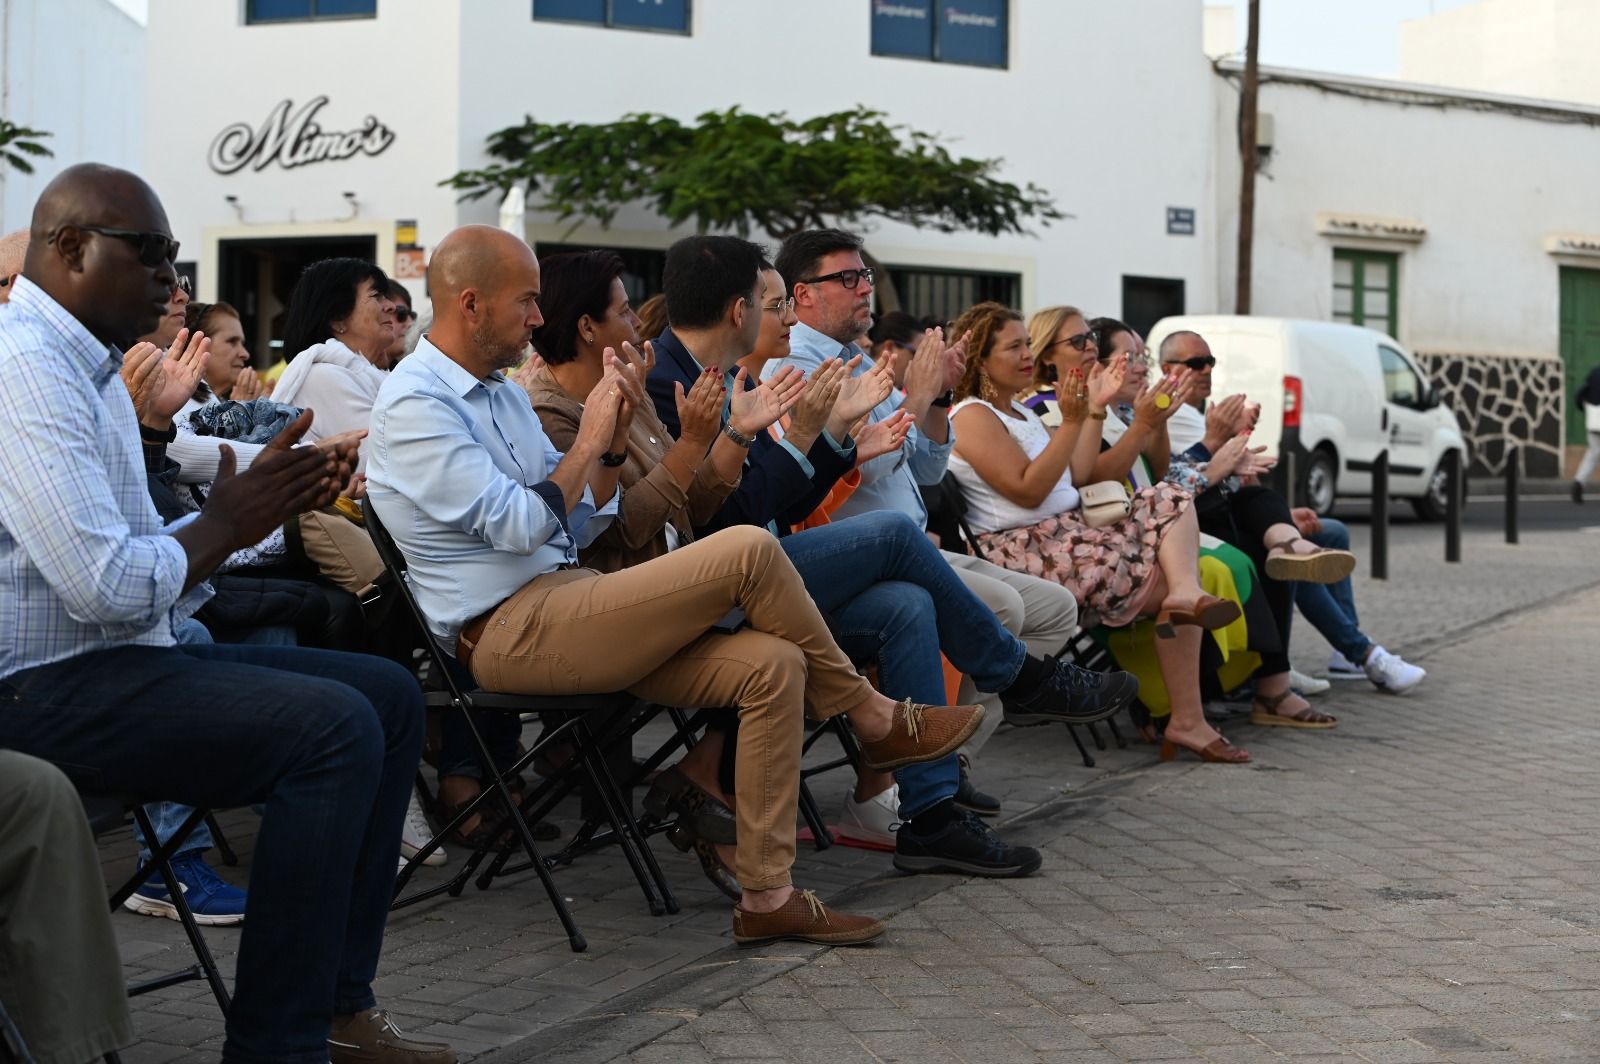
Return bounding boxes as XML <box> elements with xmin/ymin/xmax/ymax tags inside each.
<box><xmin>948</xmin><ymin>397</ymin><xmax>1081</xmax><ymax>533</ymax></box>
<box><xmin>271</xmin><ymin>336</ymin><xmax>387</xmax><ymax>469</ymax></box>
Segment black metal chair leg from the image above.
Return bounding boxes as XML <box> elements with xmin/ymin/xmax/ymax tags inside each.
<box><xmin>1086</xmin><ymin>722</ymin><xmax>1108</xmax><ymax>752</ymax></box>
<box><xmin>1066</xmin><ymin>725</ymin><xmax>1096</xmax><ymax>768</ymax></box>
<box><xmin>575</xmin><ymin>725</ymin><xmax>667</xmax><ymax>916</ymax></box>
<box><xmin>797</xmin><ymin>780</ymin><xmax>833</xmax><ymax>850</ymax></box>
<box><xmin>489</xmin><ymin>769</ymin><xmax>586</xmax><ymax>951</ymax></box>
<box><xmin>205</xmin><ymin>812</ymin><xmax>237</xmax><ymax>867</ymax></box>
<box><xmin>1105</xmin><ymin>715</ymin><xmax>1126</xmax><ymax>748</ymax></box>
<box><xmin>132</xmin><ymin>808</ymin><xmax>232</xmax><ymax>1012</ymax></box>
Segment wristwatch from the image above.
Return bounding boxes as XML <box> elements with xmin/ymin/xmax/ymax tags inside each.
<box><xmin>722</xmin><ymin>422</ymin><xmax>755</xmax><ymax>448</ymax></box>
<box><xmin>1088</xmin><ymin>408</ymin><xmax>1108</xmax><ymax>421</ymax></box>
<box><xmin>599</xmin><ymin>450</ymin><xmax>628</xmax><ymax>467</ymax></box>
<box><xmin>930</xmin><ymin>389</ymin><xmax>955</xmax><ymax>408</ymax></box>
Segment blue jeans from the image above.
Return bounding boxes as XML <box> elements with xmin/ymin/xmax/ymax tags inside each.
<box><xmin>1292</xmin><ymin>518</ymin><xmax>1370</xmax><ymax>664</ymax></box>
<box><xmin>0</xmin><ymin>643</ymin><xmax>424</xmax><ymax>1064</ymax></box>
<box><xmin>780</xmin><ymin>511</ymin><xmax>1028</xmax><ymax>819</ymax></box>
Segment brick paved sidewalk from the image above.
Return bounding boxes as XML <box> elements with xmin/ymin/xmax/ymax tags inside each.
<box><xmin>104</xmin><ymin>524</ymin><xmax>1600</xmax><ymax>1060</ymax></box>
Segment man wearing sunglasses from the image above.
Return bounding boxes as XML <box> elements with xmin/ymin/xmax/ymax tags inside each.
<box><xmin>0</xmin><ymin>164</ymin><xmax>454</xmax><ymax>1063</ymax></box>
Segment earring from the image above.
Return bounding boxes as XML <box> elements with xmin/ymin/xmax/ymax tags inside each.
<box><xmin>978</xmin><ymin>372</ymin><xmax>997</xmax><ymax>404</ymax></box>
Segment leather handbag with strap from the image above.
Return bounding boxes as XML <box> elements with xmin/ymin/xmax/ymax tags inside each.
<box><xmin>1079</xmin><ymin>481</ymin><xmax>1132</xmax><ymax>529</ymax></box>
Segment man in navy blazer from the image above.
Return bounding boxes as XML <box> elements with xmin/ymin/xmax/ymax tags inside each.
<box><xmin>641</xmin><ymin>235</ymin><xmax>1137</xmax><ymax>881</ymax></box>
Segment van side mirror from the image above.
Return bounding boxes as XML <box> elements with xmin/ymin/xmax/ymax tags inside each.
<box><xmin>1424</xmin><ymin>383</ymin><xmax>1442</xmax><ymax>410</ymax></box>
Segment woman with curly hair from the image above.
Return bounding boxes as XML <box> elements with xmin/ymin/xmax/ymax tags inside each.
<box><xmin>945</xmin><ymin>301</ymin><xmax>1248</xmax><ymax>763</ymax></box>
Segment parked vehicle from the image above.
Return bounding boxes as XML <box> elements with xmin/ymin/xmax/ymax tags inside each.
<box><xmin>1145</xmin><ymin>316</ymin><xmax>1467</xmax><ymax>520</ymax></box>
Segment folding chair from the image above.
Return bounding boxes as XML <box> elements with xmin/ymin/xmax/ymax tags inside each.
<box><xmin>933</xmin><ymin>473</ymin><xmax>1127</xmax><ymax>767</ymax></box>
<box><xmin>363</xmin><ymin>502</ymin><xmax>672</xmax><ymax>952</ymax></box>
<box><xmin>79</xmin><ymin>793</ymin><xmax>232</xmax><ymax>1014</ymax></box>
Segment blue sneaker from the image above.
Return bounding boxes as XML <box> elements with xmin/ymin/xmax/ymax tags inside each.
<box><xmin>124</xmin><ymin>851</ymin><xmax>247</xmax><ymax>926</ymax></box>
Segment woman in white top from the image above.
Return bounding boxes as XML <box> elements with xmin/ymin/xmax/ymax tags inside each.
<box><xmin>947</xmin><ymin>302</ymin><xmax>1248</xmax><ymax>764</ymax></box>
<box><xmin>271</xmin><ymin>258</ymin><xmax>399</xmax><ymax>464</ymax></box>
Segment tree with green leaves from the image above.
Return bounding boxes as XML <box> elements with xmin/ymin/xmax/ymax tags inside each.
<box><xmin>445</xmin><ymin>107</ymin><xmax>1059</xmax><ymax>308</ymax></box>
<box><xmin>0</xmin><ymin>120</ymin><xmax>53</xmax><ymax>175</ymax></box>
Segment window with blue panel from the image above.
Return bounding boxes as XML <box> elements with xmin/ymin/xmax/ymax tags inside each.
<box><xmin>246</xmin><ymin>0</ymin><xmax>375</xmax><ymax>22</ymax></box>
<box><xmin>870</xmin><ymin>0</ymin><xmax>1007</xmax><ymax>68</ymax></box>
<box><xmin>534</xmin><ymin>0</ymin><xmax>689</xmax><ymax>34</ymax></box>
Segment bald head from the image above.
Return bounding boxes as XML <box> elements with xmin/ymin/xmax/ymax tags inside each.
<box><xmin>21</xmin><ymin>163</ymin><xmax>177</xmax><ymax>346</ymax></box>
<box><xmin>0</xmin><ymin>230</ymin><xmax>28</xmax><ymax>303</ymax></box>
<box><xmin>425</xmin><ymin>224</ymin><xmax>544</xmax><ymax>377</ymax></box>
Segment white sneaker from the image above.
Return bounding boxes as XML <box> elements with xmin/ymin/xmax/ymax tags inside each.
<box><xmin>1363</xmin><ymin>646</ymin><xmax>1425</xmax><ymax>695</ymax></box>
<box><xmin>400</xmin><ymin>791</ymin><xmax>448</xmax><ymax>868</ymax></box>
<box><xmin>1327</xmin><ymin>650</ymin><xmax>1366</xmax><ymax>680</ymax></box>
<box><xmin>836</xmin><ymin>784</ymin><xmax>900</xmax><ymax>848</ymax></box>
<box><xmin>1290</xmin><ymin>669</ymin><xmax>1331</xmax><ymax>696</ymax></box>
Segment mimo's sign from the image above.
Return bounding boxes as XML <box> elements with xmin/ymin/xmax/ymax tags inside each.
<box><xmin>209</xmin><ymin>96</ymin><xmax>395</xmax><ymax>175</ymax></box>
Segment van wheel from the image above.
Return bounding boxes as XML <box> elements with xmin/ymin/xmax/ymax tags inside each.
<box><xmin>1304</xmin><ymin>450</ymin><xmax>1337</xmax><ymax>516</ymax></box>
<box><xmin>1410</xmin><ymin>457</ymin><xmax>1464</xmax><ymax>522</ymax></box>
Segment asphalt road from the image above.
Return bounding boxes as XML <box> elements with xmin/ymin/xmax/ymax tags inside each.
<box><xmin>1332</xmin><ymin>494</ymin><xmax>1600</xmax><ymax>532</ymax></box>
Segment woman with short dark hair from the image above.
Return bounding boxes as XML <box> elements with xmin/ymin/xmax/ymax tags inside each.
<box><xmin>272</xmin><ymin>257</ymin><xmax>397</xmax><ymax>460</ymax></box>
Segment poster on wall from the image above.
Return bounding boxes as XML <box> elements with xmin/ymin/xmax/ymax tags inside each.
<box><xmin>936</xmin><ymin>0</ymin><xmax>1007</xmax><ymax>67</ymax></box>
<box><xmin>394</xmin><ymin>248</ymin><xmax>426</xmax><ymax>280</ymax></box>
<box><xmin>871</xmin><ymin>0</ymin><xmax>935</xmax><ymax>59</ymax></box>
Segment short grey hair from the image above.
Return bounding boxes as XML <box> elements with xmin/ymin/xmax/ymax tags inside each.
<box><xmin>1157</xmin><ymin>330</ymin><xmax>1204</xmax><ymax>361</ymax></box>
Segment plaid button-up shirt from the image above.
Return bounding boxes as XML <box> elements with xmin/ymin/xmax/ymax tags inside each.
<box><xmin>0</xmin><ymin>277</ymin><xmax>197</xmax><ymax>678</ymax></box>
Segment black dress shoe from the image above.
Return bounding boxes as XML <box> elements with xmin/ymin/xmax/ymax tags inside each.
<box><xmin>642</xmin><ymin>765</ymin><xmax>737</xmax><ymax>844</ymax></box>
<box><xmin>953</xmin><ymin>754</ymin><xmax>1000</xmax><ymax>818</ymax></box>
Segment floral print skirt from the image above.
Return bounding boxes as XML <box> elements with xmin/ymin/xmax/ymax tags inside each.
<box><xmin>976</xmin><ymin>483</ymin><xmax>1192</xmax><ymax>629</ymax></box>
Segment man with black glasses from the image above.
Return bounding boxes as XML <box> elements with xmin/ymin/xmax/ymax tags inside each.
<box><xmin>766</xmin><ymin>229</ymin><xmax>1126</xmax><ymax>877</ymax></box>
<box><xmin>0</xmin><ymin>163</ymin><xmax>455</xmax><ymax>1064</ymax></box>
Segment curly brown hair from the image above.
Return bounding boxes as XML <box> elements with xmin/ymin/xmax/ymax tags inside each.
<box><xmin>950</xmin><ymin>301</ymin><xmax>1024</xmax><ymax>402</ymax></box>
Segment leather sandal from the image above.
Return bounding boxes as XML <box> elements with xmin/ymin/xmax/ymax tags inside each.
<box><xmin>668</xmin><ymin>822</ymin><xmax>740</xmax><ymax>901</ymax></box>
<box><xmin>439</xmin><ymin>790</ymin><xmax>560</xmax><ymax>848</ymax></box>
<box><xmin>1160</xmin><ymin>734</ymin><xmax>1251</xmax><ymax>763</ymax></box>
<box><xmin>1155</xmin><ymin>594</ymin><xmax>1242</xmax><ymax>639</ymax></box>
<box><xmin>1263</xmin><ymin>533</ymin><xmax>1356</xmax><ymax>584</ymax></box>
<box><xmin>1250</xmin><ymin>689</ymin><xmax>1337</xmax><ymax>729</ymax></box>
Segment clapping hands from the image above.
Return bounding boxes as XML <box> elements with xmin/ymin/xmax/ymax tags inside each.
<box><xmin>121</xmin><ymin>327</ymin><xmax>211</xmax><ymax>428</ymax></box>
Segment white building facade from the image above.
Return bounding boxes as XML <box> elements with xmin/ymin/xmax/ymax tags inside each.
<box><xmin>141</xmin><ymin>0</ymin><xmax>1217</xmax><ymax>358</ymax></box>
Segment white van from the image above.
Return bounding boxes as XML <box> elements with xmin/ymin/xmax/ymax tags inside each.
<box><xmin>1144</xmin><ymin>316</ymin><xmax>1467</xmax><ymax>520</ymax></box>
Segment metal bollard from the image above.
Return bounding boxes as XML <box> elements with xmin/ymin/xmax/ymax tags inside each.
<box><xmin>1505</xmin><ymin>445</ymin><xmax>1519</xmax><ymax>545</ymax></box>
<box><xmin>1371</xmin><ymin>449</ymin><xmax>1389</xmax><ymax>580</ymax></box>
<box><xmin>1445</xmin><ymin>448</ymin><xmax>1462</xmax><ymax>563</ymax></box>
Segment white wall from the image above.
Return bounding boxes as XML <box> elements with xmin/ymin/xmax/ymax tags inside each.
<box><xmin>1212</xmin><ymin>65</ymin><xmax>1600</xmax><ymax>362</ymax></box>
<box><xmin>1400</xmin><ymin>0</ymin><xmax>1600</xmax><ymax>108</ymax></box>
<box><xmin>143</xmin><ymin>0</ymin><xmax>464</xmax><ymax>298</ymax></box>
<box><xmin>0</xmin><ymin>0</ymin><xmax>145</xmax><ymax>232</ymax></box>
<box><xmin>454</xmin><ymin>0</ymin><xmax>1217</xmax><ymax>318</ymax></box>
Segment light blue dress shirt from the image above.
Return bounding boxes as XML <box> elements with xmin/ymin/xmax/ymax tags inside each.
<box><xmin>0</xmin><ymin>278</ymin><xmax>206</xmax><ymax>677</ymax></box>
<box><xmin>366</xmin><ymin>337</ymin><xmax>617</xmax><ymax>648</ymax></box>
<box><xmin>763</xmin><ymin>320</ymin><xmax>953</xmax><ymax>528</ymax></box>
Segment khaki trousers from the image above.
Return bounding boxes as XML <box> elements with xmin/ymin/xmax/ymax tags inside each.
<box><xmin>464</xmin><ymin>525</ymin><xmax>873</xmax><ymax>890</ymax></box>
<box><xmin>943</xmin><ymin>551</ymin><xmax>1080</xmax><ymax>757</ymax></box>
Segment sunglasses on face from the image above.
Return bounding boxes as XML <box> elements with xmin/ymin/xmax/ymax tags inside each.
<box><xmin>1047</xmin><ymin>329</ymin><xmax>1097</xmax><ymax>353</ymax></box>
<box><xmin>75</xmin><ymin>225</ymin><xmax>181</xmax><ymax>269</ymax></box>
<box><xmin>393</xmin><ymin>306</ymin><xmax>415</xmax><ymax>323</ymax></box>
<box><xmin>800</xmin><ymin>267</ymin><xmax>874</xmax><ymax>291</ymax></box>
<box><xmin>1163</xmin><ymin>355</ymin><xmax>1217</xmax><ymax>372</ymax></box>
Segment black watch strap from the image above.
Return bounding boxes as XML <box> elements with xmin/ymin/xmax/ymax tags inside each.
<box><xmin>930</xmin><ymin>389</ymin><xmax>955</xmax><ymax>408</ymax></box>
<box><xmin>599</xmin><ymin>450</ymin><xmax>628</xmax><ymax>467</ymax></box>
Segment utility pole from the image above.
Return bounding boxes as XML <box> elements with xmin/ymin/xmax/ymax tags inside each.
<box><xmin>1235</xmin><ymin>0</ymin><xmax>1261</xmax><ymax>315</ymax></box>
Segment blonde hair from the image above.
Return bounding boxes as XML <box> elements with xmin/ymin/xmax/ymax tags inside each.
<box><xmin>0</xmin><ymin>229</ymin><xmax>29</xmax><ymax>279</ymax></box>
<box><xmin>949</xmin><ymin>301</ymin><xmax>1024</xmax><ymax>402</ymax></box>
<box><xmin>1026</xmin><ymin>305</ymin><xmax>1085</xmax><ymax>388</ymax></box>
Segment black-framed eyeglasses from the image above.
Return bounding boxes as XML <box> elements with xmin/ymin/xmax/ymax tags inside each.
<box><xmin>800</xmin><ymin>267</ymin><xmax>874</xmax><ymax>291</ymax></box>
<box><xmin>1047</xmin><ymin>329</ymin><xmax>1097</xmax><ymax>353</ymax></box>
<box><xmin>1163</xmin><ymin>355</ymin><xmax>1216</xmax><ymax>372</ymax></box>
<box><xmin>74</xmin><ymin>225</ymin><xmax>180</xmax><ymax>269</ymax></box>
<box><xmin>762</xmin><ymin>296</ymin><xmax>795</xmax><ymax>315</ymax></box>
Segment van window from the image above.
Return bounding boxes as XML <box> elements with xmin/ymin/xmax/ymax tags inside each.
<box><xmin>1378</xmin><ymin>345</ymin><xmax>1422</xmax><ymax>406</ymax></box>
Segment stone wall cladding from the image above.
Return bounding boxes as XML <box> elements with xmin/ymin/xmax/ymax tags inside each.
<box><xmin>1415</xmin><ymin>351</ymin><xmax>1564</xmax><ymax>477</ymax></box>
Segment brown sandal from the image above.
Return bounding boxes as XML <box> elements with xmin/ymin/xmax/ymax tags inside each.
<box><xmin>1263</xmin><ymin>534</ymin><xmax>1356</xmax><ymax>584</ymax></box>
<box><xmin>1155</xmin><ymin>594</ymin><xmax>1242</xmax><ymax>638</ymax></box>
<box><xmin>1250</xmin><ymin>689</ymin><xmax>1337</xmax><ymax>729</ymax></box>
<box><xmin>1160</xmin><ymin>734</ymin><xmax>1251</xmax><ymax>763</ymax></box>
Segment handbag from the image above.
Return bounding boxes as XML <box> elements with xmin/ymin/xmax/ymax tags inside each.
<box><xmin>1079</xmin><ymin>481</ymin><xmax>1132</xmax><ymax>529</ymax></box>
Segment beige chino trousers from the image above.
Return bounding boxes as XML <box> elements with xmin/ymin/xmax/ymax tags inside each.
<box><xmin>462</xmin><ymin>525</ymin><xmax>873</xmax><ymax>891</ymax></box>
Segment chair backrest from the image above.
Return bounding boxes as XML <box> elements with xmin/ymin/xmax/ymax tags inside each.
<box><xmin>933</xmin><ymin>473</ymin><xmax>989</xmax><ymax>561</ymax></box>
<box><xmin>361</xmin><ymin>500</ymin><xmax>476</xmax><ymax>703</ymax></box>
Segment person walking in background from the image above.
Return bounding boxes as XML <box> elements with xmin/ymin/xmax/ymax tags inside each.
<box><xmin>1572</xmin><ymin>363</ymin><xmax>1600</xmax><ymax>503</ymax></box>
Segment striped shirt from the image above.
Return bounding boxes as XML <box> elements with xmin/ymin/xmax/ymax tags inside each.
<box><xmin>0</xmin><ymin>277</ymin><xmax>196</xmax><ymax>678</ymax></box>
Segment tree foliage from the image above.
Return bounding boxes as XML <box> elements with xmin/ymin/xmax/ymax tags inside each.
<box><xmin>444</xmin><ymin>107</ymin><xmax>1059</xmax><ymax>239</ymax></box>
<box><xmin>0</xmin><ymin>120</ymin><xmax>53</xmax><ymax>175</ymax></box>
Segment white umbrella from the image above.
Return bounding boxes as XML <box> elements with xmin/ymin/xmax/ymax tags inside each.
<box><xmin>498</xmin><ymin>182</ymin><xmax>527</xmax><ymax>238</ymax></box>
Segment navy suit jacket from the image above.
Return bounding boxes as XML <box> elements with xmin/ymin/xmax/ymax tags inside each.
<box><xmin>647</xmin><ymin>327</ymin><xmax>855</xmax><ymax>537</ymax></box>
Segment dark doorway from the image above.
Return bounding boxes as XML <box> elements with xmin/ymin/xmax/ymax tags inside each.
<box><xmin>218</xmin><ymin>234</ymin><xmax>378</xmax><ymax>364</ymax></box>
<box><xmin>1121</xmin><ymin>275</ymin><xmax>1186</xmax><ymax>340</ymax></box>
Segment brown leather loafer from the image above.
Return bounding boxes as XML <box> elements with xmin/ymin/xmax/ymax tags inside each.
<box><xmin>733</xmin><ymin>889</ymin><xmax>885</xmax><ymax>946</ymax></box>
<box><xmin>858</xmin><ymin>700</ymin><xmax>984</xmax><ymax>771</ymax></box>
<box><xmin>329</xmin><ymin>1007</ymin><xmax>456</xmax><ymax>1063</ymax></box>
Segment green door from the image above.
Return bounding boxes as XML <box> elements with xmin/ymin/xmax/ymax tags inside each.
<box><xmin>1559</xmin><ymin>267</ymin><xmax>1600</xmax><ymax>445</ymax></box>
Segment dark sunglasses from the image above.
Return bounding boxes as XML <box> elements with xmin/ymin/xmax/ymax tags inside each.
<box><xmin>1047</xmin><ymin>329</ymin><xmax>1097</xmax><ymax>353</ymax></box>
<box><xmin>800</xmin><ymin>267</ymin><xmax>874</xmax><ymax>291</ymax></box>
<box><xmin>393</xmin><ymin>306</ymin><xmax>415</xmax><ymax>323</ymax></box>
<box><xmin>1163</xmin><ymin>355</ymin><xmax>1216</xmax><ymax>372</ymax></box>
<box><xmin>75</xmin><ymin>225</ymin><xmax>181</xmax><ymax>269</ymax></box>
<box><xmin>174</xmin><ymin>274</ymin><xmax>192</xmax><ymax>297</ymax></box>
